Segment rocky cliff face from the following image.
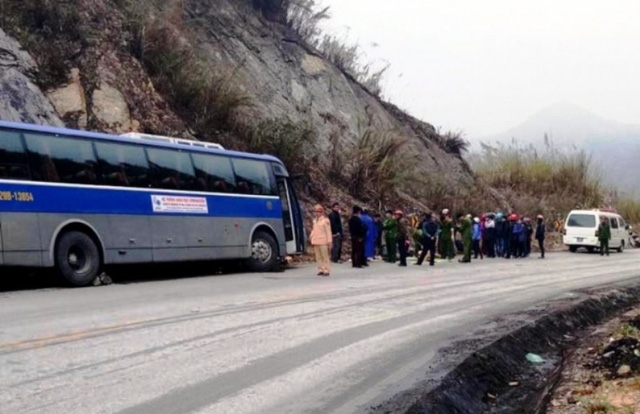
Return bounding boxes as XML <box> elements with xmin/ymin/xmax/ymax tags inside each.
<box><xmin>0</xmin><ymin>0</ymin><xmax>498</xmax><ymax>211</ymax></box>
<box><xmin>0</xmin><ymin>29</ymin><xmax>63</xmax><ymax>127</ymax></box>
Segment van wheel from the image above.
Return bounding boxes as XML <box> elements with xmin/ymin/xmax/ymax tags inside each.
<box><xmin>247</xmin><ymin>231</ymin><xmax>278</xmax><ymax>272</ymax></box>
<box><xmin>569</xmin><ymin>246</ymin><xmax>578</xmax><ymax>253</ymax></box>
<box><xmin>618</xmin><ymin>241</ymin><xmax>625</xmax><ymax>253</ymax></box>
<box><xmin>55</xmin><ymin>231</ymin><xmax>101</xmax><ymax>287</ymax></box>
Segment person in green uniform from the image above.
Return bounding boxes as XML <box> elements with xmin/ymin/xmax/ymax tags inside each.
<box><xmin>458</xmin><ymin>213</ymin><xmax>473</xmax><ymax>263</ymax></box>
<box><xmin>440</xmin><ymin>210</ymin><xmax>455</xmax><ymax>261</ymax></box>
<box><xmin>383</xmin><ymin>210</ymin><xmax>398</xmax><ymax>263</ymax></box>
<box><xmin>597</xmin><ymin>216</ymin><xmax>611</xmax><ymax>256</ymax></box>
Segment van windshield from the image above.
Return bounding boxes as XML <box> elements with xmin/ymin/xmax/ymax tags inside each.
<box><xmin>567</xmin><ymin>214</ymin><xmax>597</xmax><ymax>228</ymax></box>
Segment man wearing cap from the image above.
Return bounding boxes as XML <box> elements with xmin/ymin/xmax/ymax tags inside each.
<box><xmin>416</xmin><ymin>213</ymin><xmax>440</xmax><ymax>266</ymax></box>
<box><xmin>310</xmin><ymin>204</ymin><xmax>332</xmax><ymax>276</ymax></box>
<box><xmin>396</xmin><ymin>210</ymin><xmax>410</xmax><ymax>267</ymax></box>
<box><xmin>440</xmin><ymin>209</ymin><xmax>455</xmax><ymax>261</ymax></box>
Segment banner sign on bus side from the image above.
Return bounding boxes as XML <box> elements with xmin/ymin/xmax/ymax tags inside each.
<box><xmin>151</xmin><ymin>195</ymin><xmax>209</xmax><ymax>214</ymax></box>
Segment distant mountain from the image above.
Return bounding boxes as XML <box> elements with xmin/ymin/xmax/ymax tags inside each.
<box><xmin>481</xmin><ymin>102</ymin><xmax>640</xmax><ymax>195</ymax></box>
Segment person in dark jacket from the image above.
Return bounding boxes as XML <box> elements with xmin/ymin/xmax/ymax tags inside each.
<box><xmin>505</xmin><ymin>214</ymin><xmax>517</xmax><ymax>259</ymax></box>
<box><xmin>416</xmin><ymin>213</ymin><xmax>440</xmax><ymax>266</ymax></box>
<box><xmin>535</xmin><ymin>215</ymin><xmax>546</xmax><ymax>259</ymax></box>
<box><xmin>328</xmin><ymin>202</ymin><xmax>343</xmax><ymax>263</ymax></box>
<box><xmin>374</xmin><ymin>213</ymin><xmax>384</xmax><ymax>258</ymax></box>
<box><xmin>508</xmin><ymin>216</ymin><xmax>525</xmax><ymax>258</ymax></box>
<box><xmin>523</xmin><ymin>217</ymin><xmax>534</xmax><ymax>257</ymax></box>
<box><xmin>348</xmin><ymin>206</ymin><xmax>366</xmax><ymax>268</ymax></box>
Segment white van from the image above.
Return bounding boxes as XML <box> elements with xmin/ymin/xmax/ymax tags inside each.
<box><xmin>564</xmin><ymin>209</ymin><xmax>629</xmax><ymax>253</ymax></box>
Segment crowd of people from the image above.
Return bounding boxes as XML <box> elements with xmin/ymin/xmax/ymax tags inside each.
<box><xmin>309</xmin><ymin>202</ymin><xmax>553</xmax><ymax>276</ymax></box>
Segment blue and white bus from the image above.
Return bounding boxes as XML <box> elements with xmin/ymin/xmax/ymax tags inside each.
<box><xmin>0</xmin><ymin>121</ymin><xmax>306</xmax><ymax>286</ymax></box>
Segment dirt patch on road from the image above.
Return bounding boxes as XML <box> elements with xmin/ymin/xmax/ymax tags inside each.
<box><xmin>371</xmin><ymin>285</ymin><xmax>640</xmax><ymax>414</ymax></box>
<box><xmin>547</xmin><ymin>309</ymin><xmax>640</xmax><ymax>413</ymax></box>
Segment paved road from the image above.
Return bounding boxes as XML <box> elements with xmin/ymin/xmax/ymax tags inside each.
<box><xmin>2</xmin><ymin>250</ymin><xmax>640</xmax><ymax>414</ymax></box>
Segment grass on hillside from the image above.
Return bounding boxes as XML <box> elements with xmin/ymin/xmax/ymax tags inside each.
<box><xmin>471</xmin><ymin>142</ymin><xmax>604</xmax><ymax>215</ymax></box>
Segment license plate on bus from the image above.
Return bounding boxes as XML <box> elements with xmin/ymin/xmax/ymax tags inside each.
<box><xmin>577</xmin><ymin>237</ymin><xmax>584</xmax><ymax>242</ymax></box>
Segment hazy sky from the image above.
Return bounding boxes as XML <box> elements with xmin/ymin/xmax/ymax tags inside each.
<box><xmin>320</xmin><ymin>0</ymin><xmax>640</xmax><ymax>139</ymax></box>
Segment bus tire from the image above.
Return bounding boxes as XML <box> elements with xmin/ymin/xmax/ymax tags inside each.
<box><xmin>247</xmin><ymin>231</ymin><xmax>278</xmax><ymax>272</ymax></box>
<box><xmin>618</xmin><ymin>241</ymin><xmax>625</xmax><ymax>253</ymax></box>
<box><xmin>55</xmin><ymin>231</ymin><xmax>101</xmax><ymax>287</ymax></box>
<box><xmin>569</xmin><ymin>246</ymin><xmax>578</xmax><ymax>253</ymax></box>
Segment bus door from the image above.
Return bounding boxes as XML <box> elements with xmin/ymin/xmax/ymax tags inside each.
<box><xmin>273</xmin><ymin>164</ymin><xmax>305</xmax><ymax>254</ymax></box>
<box><xmin>0</xmin><ymin>215</ymin><xmax>3</xmax><ymax>264</ymax></box>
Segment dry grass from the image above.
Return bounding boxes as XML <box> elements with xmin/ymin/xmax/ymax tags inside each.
<box><xmin>616</xmin><ymin>198</ymin><xmax>640</xmax><ymax>226</ymax></box>
<box><xmin>346</xmin><ymin>128</ymin><xmax>415</xmax><ymax>203</ymax></box>
<box><xmin>471</xmin><ymin>142</ymin><xmax>604</xmax><ymax>215</ymax></box>
<box><xmin>240</xmin><ymin>118</ymin><xmax>317</xmax><ymax>176</ymax></box>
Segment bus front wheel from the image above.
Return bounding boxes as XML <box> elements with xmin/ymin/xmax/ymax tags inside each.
<box><xmin>55</xmin><ymin>231</ymin><xmax>101</xmax><ymax>287</ymax></box>
<box><xmin>247</xmin><ymin>231</ymin><xmax>278</xmax><ymax>272</ymax></box>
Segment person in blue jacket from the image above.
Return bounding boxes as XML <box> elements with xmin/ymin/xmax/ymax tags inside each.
<box><xmin>361</xmin><ymin>209</ymin><xmax>378</xmax><ymax>260</ymax></box>
<box><xmin>472</xmin><ymin>217</ymin><xmax>483</xmax><ymax>259</ymax></box>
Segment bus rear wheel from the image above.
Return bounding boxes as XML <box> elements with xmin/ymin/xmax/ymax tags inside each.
<box><xmin>569</xmin><ymin>246</ymin><xmax>578</xmax><ymax>253</ymax></box>
<box><xmin>618</xmin><ymin>241</ymin><xmax>625</xmax><ymax>253</ymax></box>
<box><xmin>55</xmin><ymin>231</ymin><xmax>101</xmax><ymax>287</ymax></box>
<box><xmin>247</xmin><ymin>231</ymin><xmax>278</xmax><ymax>272</ymax></box>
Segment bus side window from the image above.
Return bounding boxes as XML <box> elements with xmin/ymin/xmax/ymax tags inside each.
<box><xmin>95</xmin><ymin>142</ymin><xmax>151</xmax><ymax>188</ymax></box>
<box><xmin>611</xmin><ymin>218</ymin><xmax>619</xmax><ymax>229</ymax></box>
<box><xmin>25</xmin><ymin>134</ymin><xmax>97</xmax><ymax>184</ymax></box>
<box><xmin>0</xmin><ymin>130</ymin><xmax>30</xmax><ymax>179</ymax></box>
<box><xmin>192</xmin><ymin>153</ymin><xmax>236</xmax><ymax>193</ymax></box>
<box><xmin>147</xmin><ymin>148</ymin><xmax>197</xmax><ymax>191</ymax></box>
<box><xmin>232</xmin><ymin>159</ymin><xmax>276</xmax><ymax>196</ymax></box>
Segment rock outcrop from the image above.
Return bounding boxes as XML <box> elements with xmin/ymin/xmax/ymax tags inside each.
<box><xmin>0</xmin><ymin>0</ymin><xmax>500</xmax><ymax>209</ymax></box>
<box><xmin>91</xmin><ymin>83</ymin><xmax>132</xmax><ymax>133</ymax></box>
<box><xmin>187</xmin><ymin>0</ymin><xmax>472</xmax><ymax>188</ymax></box>
<box><xmin>0</xmin><ymin>29</ymin><xmax>63</xmax><ymax>127</ymax></box>
<box><xmin>46</xmin><ymin>68</ymin><xmax>88</xmax><ymax>129</ymax></box>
